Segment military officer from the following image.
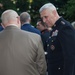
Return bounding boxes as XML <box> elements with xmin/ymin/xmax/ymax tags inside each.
<box><xmin>39</xmin><ymin>3</ymin><xmax>75</xmax><ymax>75</ymax></box>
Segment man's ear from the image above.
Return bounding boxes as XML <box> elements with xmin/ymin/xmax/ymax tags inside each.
<box><xmin>17</xmin><ymin>16</ymin><xmax>21</xmax><ymax>28</ymax></box>
<box><xmin>52</xmin><ymin>10</ymin><xmax>56</xmax><ymax>15</ymax></box>
<box><xmin>17</xmin><ymin>16</ymin><xmax>20</xmax><ymax>24</ymax></box>
<box><xmin>1</xmin><ymin>23</ymin><xmax>5</xmax><ymax>29</ymax></box>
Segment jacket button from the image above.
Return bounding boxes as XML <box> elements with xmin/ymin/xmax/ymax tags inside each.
<box><xmin>49</xmin><ymin>37</ymin><xmax>51</xmax><ymax>39</ymax></box>
<box><xmin>47</xmin><ymin>44</ymin><xmax>49</xmax><ymax>47</ymax></box>
<box><xmin>51</xmin><ymin>40</ymin><xmax>53</xmax><ymax>42</ymax></box>
<box><xmin>58</xmin><ymin>67</ymin><xmax>61</xmax><ymax>70</ymax></box>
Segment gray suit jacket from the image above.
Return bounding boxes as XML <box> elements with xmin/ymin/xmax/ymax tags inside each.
<box><xmin>0</xmin><ymin>26</ymin><xmax>47</xmax><ymax>75</ymax></box>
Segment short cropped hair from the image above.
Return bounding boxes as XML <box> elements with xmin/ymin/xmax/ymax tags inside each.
<box><xmin>1</xmin><ymin>9</ymin><xmax>18</xmax><ymax>24</ymax></box>
<box><xmin>39</xmin><ymin>3</ymin><xmax>56</xmax><ymax>13</ymax></box>
<box><xmin>20</xmin><ymin>12</ymin><xmax>31</xmax><ymax>23</ymax></box>
<box><xmin>71</xmin><ymin>21</ymin><xmax>75</xmax><ymax>29</ymax></box>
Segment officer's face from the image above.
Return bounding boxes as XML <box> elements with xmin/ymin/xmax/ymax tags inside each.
<box><xmin>40</xmin><ymin>9</ymin><xmax>54</xmax><ymax>27</ymax></box>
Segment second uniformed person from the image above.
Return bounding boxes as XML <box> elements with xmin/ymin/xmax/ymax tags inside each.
<box><xmin>39</xmin><ymin>3</ymin><xmax>75</xmax><ymax>75</ymax></box>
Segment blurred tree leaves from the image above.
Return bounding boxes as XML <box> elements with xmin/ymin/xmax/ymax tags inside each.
<box><xmin>16</xmin><ymin>0</ymin><xmax>29</xmax><ymax>12</ymax></box>
<box><xmin>62</xmin><ymin>0</ymin><xmax>75</xmax><ymax>22</ymax></box>
<box><xmin>30</xmin><ymin>0</ymin><xmax>49</xmax><ymax>25</ymax></box>
<box><xmin>0</xmin><ymin>0</ymin><xmax>16</xmax><ymax>10</ymax></box>
<box><xmin>0</xmin><ymin>0</ymin><xmax>75</xmax><ymax>23</ymax></box>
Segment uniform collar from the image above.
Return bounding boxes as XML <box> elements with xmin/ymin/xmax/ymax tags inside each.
<box><xmin>52</xmin><ymin>17</ymin><xmax>64</xmax><ymax>29</ymax></box>
<box><xmin>55</xmin><ymin>17</ymin><xmax>63</xmax><ymax>26</ymax></box>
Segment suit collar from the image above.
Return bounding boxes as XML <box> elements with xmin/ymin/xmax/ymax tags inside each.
<box><xmin>5</xmin><ymin>25</ymin><xmax>20</xmax><ymax>30</ymax></box>
<box><xmin>22</xmin><ymin>23</ymin><xmax>31</xmax><ymax>26</ymax></box>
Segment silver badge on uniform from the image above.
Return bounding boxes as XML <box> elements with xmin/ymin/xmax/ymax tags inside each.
<box><xmin>50</xmin><ymin>45</ymin><xmax>55</xmax><ymax>51</ymax></box>
<box><xmin>52</xmin><ymin>30</ymin><xmax>58</xmax><ymax>37</ymax></box>
<box><xmin>61</xmin><ymin>21</ymin><xmax>65</xmax><ymax>25</ymax></box>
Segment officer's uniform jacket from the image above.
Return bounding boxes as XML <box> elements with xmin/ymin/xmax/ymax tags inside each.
<box><xmin>41</xmin><ymin>29</ymin><xmax>50</xmax><ymax>52</ymax></box>
<box><xmin>47</xmin><ymin>17</ymin><xmax>75</xmax><ymax>75</ymax></box>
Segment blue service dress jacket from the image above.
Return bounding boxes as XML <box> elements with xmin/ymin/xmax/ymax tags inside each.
<box><xmin>21</xmin><ymin>23</ymin><xmax>41</xmax><ymax>35</ymax></box>
<box><xmin>47</xmin><ymin>17</ymin><xmax>75</xmax><ymax>75</ymax></box>
<box><xmin>0</xmin><ymin>26</ymin><xmax>3</xmax><ymax>31</ymax></box>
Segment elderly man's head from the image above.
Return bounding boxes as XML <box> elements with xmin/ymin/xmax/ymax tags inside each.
<box><xmin>1</xmin><ymin>9</ymin><xmax>20</xmax><ymax>28</ymax></box>
<box><xmin>39</xmin><ymin>3</ymin><xmax>60</xmax><ymax>27</ymax></box>
<box><xmin>20</xmin><ymin>12</ymin><xmax>31</xmax><ymax>25</ymax></box>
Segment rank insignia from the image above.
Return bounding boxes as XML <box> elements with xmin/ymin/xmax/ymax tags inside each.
<box><xmin>50</xmin><ymin>45</ymin><xmax>55</xmax><ymax>51</ymax></box>
<box><xmin>61</xmin><ymin>21</ymin><xmax>65</xmax><ymax>25</ymax></box>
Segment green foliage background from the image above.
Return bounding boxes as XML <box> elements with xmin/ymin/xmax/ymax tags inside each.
<box><xmin>0</xmin><ymin>0</ymin><xmax>75</xmax><ymax>25</ymax></box>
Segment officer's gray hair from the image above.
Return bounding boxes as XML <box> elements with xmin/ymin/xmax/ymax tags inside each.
<box><xmin>39</xmin><ymin>3</ymin><xmax>56</xmax><ymax>13</ymax></box>
<box><xmin>71</xmin><ymin>21</ymin><xmax>75</xmax><ymax>29</ymax></box>
<box><xmin>20</xmin><ymin>12</ymin><xmax>31</xmax><ymax>23</ymax></box>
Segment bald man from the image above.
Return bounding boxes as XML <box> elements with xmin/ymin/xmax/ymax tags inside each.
<box><xmin>0</xmin><ymin>9</ymin><xmax>47</xmax><ymax>75</ymax></box>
